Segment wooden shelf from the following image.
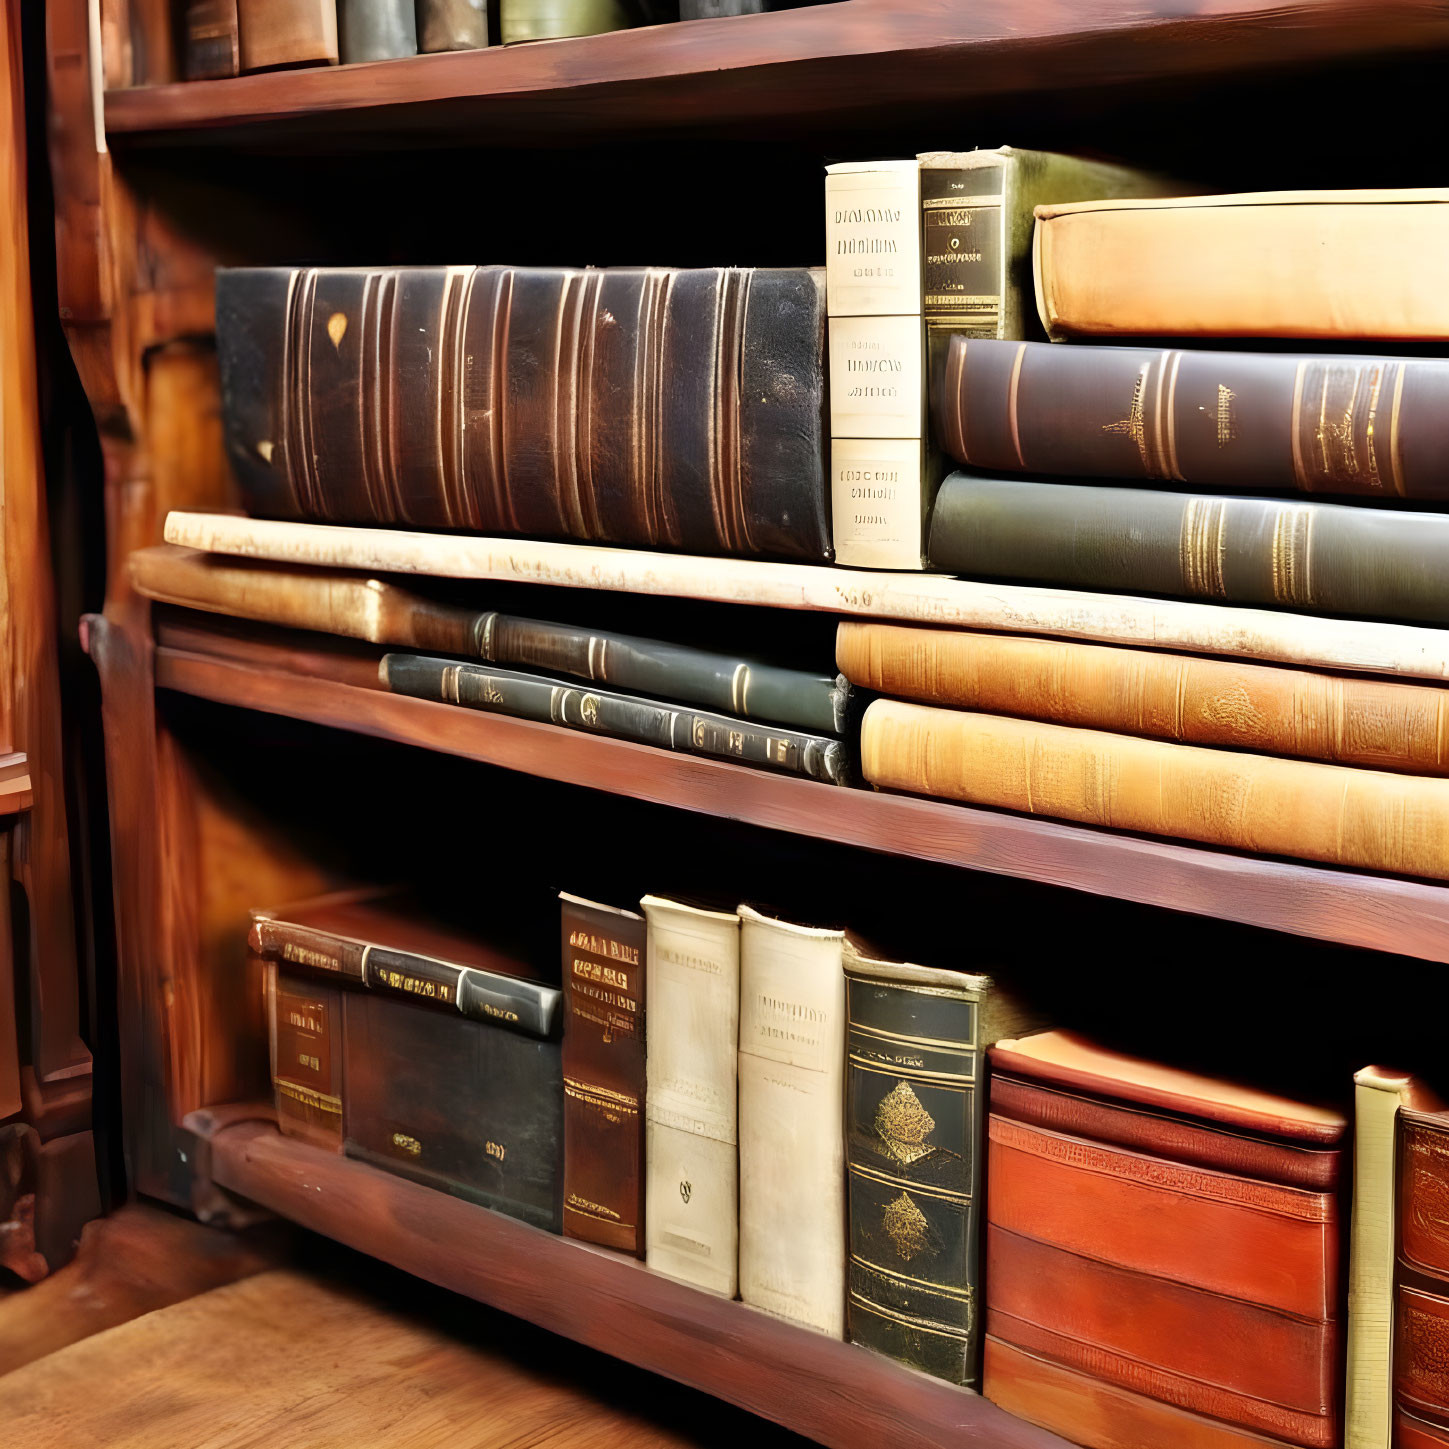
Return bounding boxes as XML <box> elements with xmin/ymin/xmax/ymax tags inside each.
<box><xmin>151</xmin><ymin>636</ymin><xmax>1449</xmax><ymax>962</ymax></box>
<box><xmin>101</xmin><ymin>0</ymin><xmax>1449</xmax><ymax>146</ymax></box>
<box><xmin>197</xmin><ymin>1115</ymin><xmax>1068</xmax><ymax>1449</ymax></box>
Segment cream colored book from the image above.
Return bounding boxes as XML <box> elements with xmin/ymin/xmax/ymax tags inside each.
<box><xmin>642</xmin><ymin>896</ymin><xmax>741</xmax><ymax>1298</ymax></box>
<box><xmin>162</xmin><ymin>516</ymin><xmax>1449</xmax><ymax>684</ymax></box>
<box><xmin>737</xmin><ymin>906</ymin><xmax>846</xmax><ymax>1337</ymax></box>
<box><xmin>824</xmin><ymin>160</ymin><xmax>922</xmax><ymax>318</ymax></box>
<box><xmin>1346</xmin><ymin>1067</ymin><xmax>1443</xmax><ymax>1449</ymax></box>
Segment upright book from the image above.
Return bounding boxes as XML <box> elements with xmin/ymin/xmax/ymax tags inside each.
<box><xmin>417</xmin><ymin>0</ymin><xmax>487</xmax><ymax>49</ymax></box>
<box><xmin>182</xmin><ymin>0</ymin><xmax>240</xmax><ymax>77</ymax></box>
<box><xmin>236</xmin><ymin>0</ymin><xmax>339</xmax><ymax>69</ymax></box>
<box><xmin>1396</xmin><ymin>1106</ymin><xmax>1449</xmax><ymax>1447</ymax></box>
<box><xmin>337</xmin><ymin>0</ymin><xmax>416</xmax><ymax>59</ymax></box>
<box><xmin>738</xmin><ymin>907</ymin><xmax>846</xmax><ymax>1336</ymax></box>
<box><xmin>560</xmin><ymin>893</ymin><xmax>647</xmax><ymax>1255</ymax></box>
<box><xmin>844</xmin><ymin>943</ymin><xmax>1032</xmax><ymax>1386</ymax></box>
<box><xmin>642</xmin><ymin>897</ymin><xmax>740</xmax><ymax>1296</ymax></box>
<box><xmin>985</xmin><ymin>1031</ymin><xmax>1347</xmax><ymax>1449</ymax></box>
<box><xmin>265</xmin><ymin>962</ymin><xmax>344</xmax><ymax>1149</ymax></box>
<box><xmin>217</xmin><ymin>265</ymin><xmax>829</xmax><ymax>561</ymax></box>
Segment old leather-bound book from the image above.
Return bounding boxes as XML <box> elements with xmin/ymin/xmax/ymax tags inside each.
<box><xmin>738</xmin><ymin>907</ymin><xmax>846</xmax><ymax>1336</ymax></box>
<box><xmin>182</xmin><ymin>0</ymin><xmax>239</xmax><ymax>77</ymax></box>
<box><xmin>860</xmin><ymin>701</ymin><xmax>1449</xmax><ymax>878</ymax></box>
<box><xmin>985</xmin><ymin>1030</ymin><xmax>1347</xmax><ymax>1449</ymax></box>
<box><xmin>251</xmin><ymin>891</ymin><xmax>564</xmax><ymax>1227</ymax></box>
<box><xmin>417</xmin><ymin>0</ymin><xmax>487</xmax><ymax>49</ymax></box>
<box><xmin>499</xmin><ymin>0</ymin><xmax>630</xmax><ymax>40</ymax></box>
<box><xmin>1034</xmin><ymin>189</ymin><xmax>1449</xmax><ymax>341</ymax></box>
<box><xmin>337</xmin><ymin>0</ymin><xmax>416</xmax><ymax>58</ymax></box>
<box><xmin>938</xmin><ymin>338</ymin><xmax>1449</xmax><ymax>501</ymax></box>
<box><xmin>265</xmin><ymin>962</ymin><xmax>344</xmax><ymax>1149</ymax></box>
<box><xmin>929</xmin><ymin>475</ymin><xmax>1449</xmax><ymax>625</ymax></box>
<box><xmin>216</xmin><ymin>265</ymin><xmax>829</xmax><ymax>560</ymax></box>
<box><xmin>236</xmin><ymin>0</ymin><xmax>338</xmax><ymax>69</ymax></box>
<box><xmin>641</xmin><ymin>897</ymin><xmax>740</xmax><ymax>1297</ymax></box>
<box><xmin>381</xmin><ymin>655</ymin><xmax>851</xmax><ymax>785</ymax></box>
<box><xmin>560</xmin><ymin>894</ymin><xmax>646</xmax><ymax>1255</ymax></box>
<box><xmin>837</xmin><ymin>622</ymin><xmax>1449</xmax><ymax>775</ymax></box>
<box><xmin>1394</xmin><ymin>1107</ymin><xmax>1449</xmax><ymax>1447</ymax></box>
<box><xmin>1348</xmin><ymin>1071</ymin><xmax>1443</xmax><ymax>1449</ymax></box>
<box><xmin>843</xmin><ymin>943</ymin><xmax>1032</xmax><ymax>1386</ymax></box>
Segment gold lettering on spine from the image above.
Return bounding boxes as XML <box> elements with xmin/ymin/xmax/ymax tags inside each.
<box><xmin>1364</xmin><ymin>365</ymin><xmax>1386</xmax><ymax>492</ymax></box>
<box><xmin>1179</xmin><ymin>499</ymin><xmax>1227</xmax><ymax>598</ymax></box>
<box><xmin>1102</xmin><ymin>363</ymin><xmax>1150</xmax><ymax>474</ymax></box>
<box><xmin>1006</xmin><ymin>343</ymin><xmax>1027</xmax><ymax>470</ymax></box>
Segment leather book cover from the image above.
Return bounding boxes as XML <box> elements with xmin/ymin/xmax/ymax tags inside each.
<box><xmin>1033</xmin><ymin>189</ymin><xmax>1449</xmax><ymax>342</ymax></box>
<box><xmin>843</xmin><ymin>946</ymin><xmax>1032</xmax><ymax>1387</ymax></box>
<box><xmin>938</xmin><ymin>337</ymin><xmax>1449</xmax><ymax>501</ymax></box>
<box><xmin>417</xmin><ymin>0</ymin><xmax>487</xmax><ymax>49</ymax></box>
<box><xmin>338</xmin><ymin>0</ymin><xmax>417</xmax><ymax>60</ymax></box>
<box><xmin>235</xmin><ymin>0</ymin><xmax>338</xmax><ymax>72</ymax></box>
<box><xmin>560</xmin><ymin>893</ymin><xmax>646</xmax><ymax>1255</ymax></box>
<box><xmin>499</xmin><ymin>0</ymin><xmax>631</xmax><ymax>43</ymax></box>
<box><xmin>860</xmin><ymin>699</ymin><xmax>1449</xmax><ymax>880</ymax></box>
<box><xmin>1395</xmin><ymin>1109</ymin><xmax>1449</xmax><ymax>1438</ymax></box>
<box><xmin>267</xmin><ymin>962</ymin><xmax>344</xmax><ymax>1150</ymax></box>
<box><xmin>183</xmin><ymin>0</ymin><xmax>239</xmax><ymax>78</ymax></box>
<box><xmin>342</xmin><ymin>989</ymin><xmax>563</xmax><ymax>1231</ymax></box>
<box><xmin>216</xmin><ymin>265</ymin><xmax>829</xmax><ymax>561</ymax></box>
<box><xmin>381</xmin><ymin>655</ymin><xmax>851</xmax><ymax>786</ymax></box>
<box><xmin>928</xmin><ymin>475</ymin><xmax>1449</xmax><ymax>625</ymax></box>
<box><xmin>983</xmin><ymin>1030</ymin><xmax>1345</xmax><ymax>1449</ymax></box>
<box><xmin>838</xmin><ymin>621</ymin><xmax>1449</xmax><ymax>776</ymax></box>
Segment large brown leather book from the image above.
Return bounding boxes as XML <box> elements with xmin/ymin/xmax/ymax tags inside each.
<box><xmin>838</xmin><ymin>622</ymin><xmax>1449</xmax><ymax>775</ymax></box>
<box><xmin>938</xmin><ymin>338</ymin><xmax>1449</xmax><ymax>501</ymax></box>
<box><xmin>216</xmin><ymin>265</ymin><xmax>829</xmax><ymax>561</ymax></box>
<box><xmin>236</xmin><ymin>0</ymin><xmax>338</xmax><ymax>69</ymax></box>
<box><xmin>928</xmin><ymin>475</ymin><xmax>1449</xmax><ymax>625</ymax></box>
<box><xmin>860</xmin><ymin>700</ymin><xmax>1449</xmax><ymax>878</ymax></box>
<box><xmin>1034</xmin><ymin>189</ymin><xmax>1449</xmax><ymax>341</ymax></box>
<box><xmin>985</xmin><ymin>1030</ymin><xmax>1346</xmax><ymax>1449</ymax></box>
<box><xmin>560</xmin><ymin>893</ymin><xmax>646</xmax><ymax>1256</ymax></box>
<box><xmin>1395</xmin><ymin>1109</ymin><xmax>1449</xmax><ymax>1445</ymax></box>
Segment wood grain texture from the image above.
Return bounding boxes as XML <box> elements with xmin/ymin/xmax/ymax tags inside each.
<box><xmin>200</xmin><ymin>1119</ymin><xmax>1070</xmax><ymax>1449</ymax></box>
<box><xmin>160</xmin><ymin>515</ymin><xmax>1449</xmax><ymax>682</ymax></box>
<box><xmin>148</xmin><ymin>637</ymin><xmax>1449</xmax><ymax>963</ymax></box>
<box><xmin>103</xmin><ymin>1</ymin><xmax>1449</xmax><ymax>144</ymax></box>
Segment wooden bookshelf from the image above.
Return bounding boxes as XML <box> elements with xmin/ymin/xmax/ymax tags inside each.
<box><xmin>139</xmin><ymin>624</ymin><xmax>1449</xmax><ymax>964</ymax></box>
<box><xmin>195</xmin><ymin>1114</ymin><xmax>1069</xmax><ymax>1449</ymax></box>
<box><xmin>100</xmin><ymin>0</ymin><xmax>1449</xmax><ymax>145</ymax></box>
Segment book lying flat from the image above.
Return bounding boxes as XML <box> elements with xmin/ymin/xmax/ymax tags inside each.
<box><xmin>381</xmin><ymin>654</ymin><xmax>851</xmax><ymax>786</ymax></box>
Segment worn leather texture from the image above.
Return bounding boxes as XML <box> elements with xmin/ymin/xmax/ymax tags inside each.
<box><xmin>269</xmin><ymin>964</ymin><xmax>344</xmax><ymax>1151</ymax></box>
<box><xmin>416</xmin><ymin>0</ymin><xmax>487</xmax><ymax>49</ymax></box>
<box><xmin>1397</xmin><ymin>1110</ymin><xmax>1449</xmax><ymax>1437</ymax></box>
<box><xmin>235</xmin><ymin>0</ymin><xmax>337</xmax><ymax>68</ymax></box>
<box><xmin>838</xmin><ymin>621</ymin><xmax>1449</xmax><ymax>776</ymax></box>
<box><xmin>216</xmin><ymin>265</ymin><xmax>829</xmax><ymax>560</ymax></box>
<box><xmin>861</xmin><ymin>700</ymin><xmax>1449</xmax><ymax>879</ymax></box>
<box><xmin>383</xmin><ymin>655</ymin><xmax>851</xmax><ymax>785</ymax></box>
<box><xmin>939</xmin><ymin>338</ymin><xmax>1449</xmax><ymax>500</ymax></box>
<box><xmin>343</xmin><ymin>990</ymin><xmax>563</xmax><ymax>1231</ymax></box>
<box><xmin>928</xmin><ymin>475</ymin><xmax>1449</xmax><ymax>625</ymax></box>
<box><xmin>560</xmin><ymin>895</ymin><xmax>647</xmax><ymax>1256</ymax></box>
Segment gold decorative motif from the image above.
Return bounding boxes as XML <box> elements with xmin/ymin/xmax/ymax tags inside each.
<box><xmin>326</xmin><ymin>311</ymin><xmax>348</xmax><ymax>348</ymax></box>
<box><xmin>482</xmin><ymin>680</ymin><xmax>504</xmax><ymax>705</ymax></box>
<box><xmin>1101</xmin><ymin>362</ymin><xmax>1150</xmax><ymax>472</ymax></box>
<box><xmin>883</xmin><ymin>1191</ymin><xmax>930</xmax><ymax>1262</ymax></box>
<box><xmin>580</xmin><ymin>693</ymin><xmax>601</xmax><ymax>727</ymax></box>
<box><xmin>1215</xmin><ymin>384</ymin><xmax>1237</xmax><ymax>446</ymax></box>
<box><xmin>874</xmin><ymin>1080</ymin><xmax>936</xmax><ymax>1165</ymax></box>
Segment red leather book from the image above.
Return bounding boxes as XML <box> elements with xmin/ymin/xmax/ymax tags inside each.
<box><xmin>1396</xmin><ymin>1109</ymin><xmax>1449</xmax><ymax>1442</ymax></box>
<box><xmin>984</xmin><ymin>1031</ymin><xmax>1347</xmax><ymax>1449</ymax></box>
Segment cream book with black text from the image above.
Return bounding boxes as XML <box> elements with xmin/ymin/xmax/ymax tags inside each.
<box><xmin>737</xmin><ymin>906</ymin><xmax>846</xmax><ymax>1336</ymax></box>
<box><xmin>642</xmin><ymin>896</ymin><xmax>741</xmax><ymax>1297</ymax></box>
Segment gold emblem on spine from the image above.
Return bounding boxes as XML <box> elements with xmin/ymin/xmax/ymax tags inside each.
<box><xmin>1215</xmin><ymin>384</ymin><xmax>1237</xmax><ymax>446</ymax></box>
<box><xmin>883</xmin><ymin>1191</ymin><xmax>931</xmax><ymax>1262</ymax></box>
<box><xmin>1101</xmin><ymin>362</ymin><xmax>1151</xmax><ymax>473</ymax></box>
<box><xmin>874</xmin><ymin>1080</ymin><xmax>936</xmax><ymax>1165</ymax></box>
<box><xmin>580</xmin><ymin>693</ymin><xmax>601</xmax><ymax>726</ymax></box>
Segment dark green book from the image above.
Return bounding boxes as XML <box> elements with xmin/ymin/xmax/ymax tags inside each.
<box><xmin>382</xmin><ymin>654</ymin><xmax>851</xmax><ymax>786</ymax></box>
<box><xmin>929</xmin><ymin>475</ymin><xmax>1449</xmax><ymax>624</ymax></box>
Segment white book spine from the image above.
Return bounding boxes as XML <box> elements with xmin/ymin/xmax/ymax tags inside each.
<box><xmin>737</xmin><ymin>906</ymin><xmax>846</xmax><ymax>1337</ymax></box>
<box><xmin>643</xmin><ymin>898</ymin><xmax>741</xmax><ymax>1298</ymax></box>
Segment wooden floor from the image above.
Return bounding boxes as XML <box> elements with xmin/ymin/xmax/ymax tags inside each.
<box><xmin>0</xmin><ymin>1205</ymin><xmax>812</xmax><ymax>1447</ymax></box>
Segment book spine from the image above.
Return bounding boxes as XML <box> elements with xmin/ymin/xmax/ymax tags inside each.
<box><xmin>680</xmin><ymin>0</ymin><xmax>765</xmax><ymax>14</ymax></box>
<box><xmin>338</xmin><ymin>0</ymin><xmax>417</xmax><ymax>59</ymax></box>
<box><xmin>235</xmin><ymin>0</ymin><xmax>339</xmax><ymax>69</ymax></box>
<box><xmin>738</xmin><ymin>911</ymin><xmax>846</xmax><ymax>1336</ymax></box>
<box><xmin>269</xmin><ymin>963</ymin><xmax>344</xmax><ymax>1150</ymax></box>
<box><xmin>844</xmin><ymin>967</ymin><xmax>983</xmax><ymax>1386</ymax></box>
<box><xmin>381</xmin><ymin>655</ymin><xmax>851</xmax><ymax>786</ymax></box>
<box><xmin>938</xmin><ymin>338</ymin><xmax>1449</xmax><ymax>501</ymax></box>
<box><xmin>363</xmin><ymin>949</ymin><xmax>560</xmax><ymax>1037</ymax></box>
<box><xmin>921</xmin><ymin>158</ymin><xmax>1009</xmax><ymax>352</ymax></box>
<box><xmin>477</xmin><ymin>612</ymin><xmax>849</xmax><ymax>735</ymax></box>
<box><xmin>643</xmin><ymin>899</ymin><xmax>740</xmax><ymax>1297</ymax></box>
<box><xmin>928</xmin><ymin>475</ymin><xmax>1449</xmax><ymax>625</ymax></box>
<box><xmin>860</xmin><ymin>700</ymin><xmax>1449</xmax><ymax>880</ymax></box>
<box><xmin>251</xmin><ymin>919</ymin><xmax>367</xmax><ymax>981</ymax></box>
<box><xmin>499</xmin><ymin>0</ymin><xmax>630</xmax><ymax>42</ymax></box>
<box><xmin>561</xmin><ymin>896</ymin><xmax>647</xmax><ymax>1255</ymax></box>
<box><xmin>417</xmin><ymin>0</ymin><xmax>488</xmax><ymax>49</ymax></box>
<box><xmin>836</xmin><ymin>621</ymin><xmax>1449</xmax><ymax>775</ymax></box>
<box><xmin>182</xmin><ymin>0</ymin><xmax>239</xmax><ymax>78</ymax></box>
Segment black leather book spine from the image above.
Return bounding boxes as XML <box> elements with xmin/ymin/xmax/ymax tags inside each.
<box><xmin>382</xmin><ymin>654</ymin><xmax>852</xmax><ymax>784</ymax></box>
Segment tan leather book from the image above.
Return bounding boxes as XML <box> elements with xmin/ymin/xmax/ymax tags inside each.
<box><xmin>1034</xmin><ymin>189</ymin><xmax>1449</xmax><ymax>341</ymax></box>
<box><xmin>236</xmin><ymin>0</ymin><xmax>338</xmax><ymax>70</ymax></box>
<box><xmin>860</xmin><ymin>700</ymin><xmax>1449</xmax><ymax>879</ymax></box>
<box><xmin>837</xmin><ymin>622</ymin><xmax>1449</xmax><ymax>775</ymax></box>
